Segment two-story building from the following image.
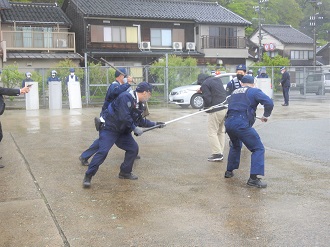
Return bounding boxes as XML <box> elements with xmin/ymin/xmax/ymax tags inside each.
<box><xmin>250</xmin><ymin>24</ymin><xmax>314</xmax><ymax>66</ymax></box>
<box><xmin>0</xmin><ymin>1</ymin><xmax>82</xmax><ymax>70</ymax></box>
<box><xmin>62</xmin><ymin>0</ymin><xmax>251</xmax><ymax>73</ymax></box>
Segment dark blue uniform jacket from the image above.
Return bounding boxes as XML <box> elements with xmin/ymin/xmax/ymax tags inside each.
<box><xmin>280</xmin><ymin>71</ymin><xmax>291</xmax><ymax>87</ymax></box>
<box><xmin>103</xmin><ymin>91</ymin><xmax>155</xmax><ymax>133</ymax></box>
<box><xmin>227</xmin><ymin>87</ymin><xmax>274</xmax><ymax>126</ymax></box>
<box><xmin>101</xmin><ymin>81</ymin><xmax>131</xmax><ymax>113</ymax></box>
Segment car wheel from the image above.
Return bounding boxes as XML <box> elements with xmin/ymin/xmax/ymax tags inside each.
<box><xmin>316</xmin><ymin>88</ymin><xmax>323</xmax><ymax>95</ymax></box>
<box><xmin>179</xmin><ymin>104</ymin><xmax>190</xmax><ymax>109</ymax></box>
<box><xmin>190</xmin><ymin>94</ymin><xmax>204</xmax><ymax>109</ymax></box>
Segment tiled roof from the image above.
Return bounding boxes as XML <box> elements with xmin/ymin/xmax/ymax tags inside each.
<box><xmin>1</xmin><ymin>2</ymin><xmax>72</xmax><ymax>26</ymax></box>
<box><xmin>68</xmin><ymin>0</ymin><xmax>251</xmax><ymax>25</ymax></box>
<box><xmin>316</xmin><ymin>43</ymin><xmax>329</xmax><ymax>54</ymax></box>
<box><xmin>261</xmin><ymin>24</ymin><xmax>313</xmax><ymax>44</ymax></box>
<box><xmin>0</xmin><ymin>0</ymin><xmax>10</xmax><ymax>9</ymax></box>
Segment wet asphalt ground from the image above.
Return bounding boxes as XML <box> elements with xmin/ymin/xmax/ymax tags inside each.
<box><xmin>0</xmin><ymin>92</ymin><xmax>329</xmax><ymax>247</ymax></box>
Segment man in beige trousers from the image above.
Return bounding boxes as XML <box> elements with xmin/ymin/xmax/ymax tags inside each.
<box><xmin>197</xmin><ymin>73</ymin><xmax>227</xmax><ymax>162</ymax></box>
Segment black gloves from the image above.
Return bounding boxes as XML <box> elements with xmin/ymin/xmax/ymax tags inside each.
<box><xmin>156</xmin><ymin>122</ymin><xmax>166</xmax><ymax>128</ymax></box>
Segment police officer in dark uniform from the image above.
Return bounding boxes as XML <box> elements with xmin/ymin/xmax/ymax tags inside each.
<box><xmin>83</xmin><ymin>82</ymin><xmax>165</xmax><ymax>188</ymax></box>
<box><xmin>224</xmin><ymin>75</ymin><xmax>274</xmax><ymax>188</ymax></box>
<box><xmin>226</xmin><ymin>64</ymin><xmax>246</xmax><ymax>95</ymax></box>
<box><xmin>256</xmin><ymin>66</ymin><xmax>269</xmax><ymax>78</ymax></box>
<box><xmin>79</xmin><ymin>68</ymin><xmax>133</xmax><ymax>166</ymax></box>
<box><xmin>47</xmin><ymin>70</ymin><xmax>60</xmax><ymax>84</ymax></box>
<box><xmin>65</xmin><ymin>68</ymin><xmax>79</xmax><ymax>85</ymax></box>
<box><xmin>279</xmin><ymin>66</ymin><xmax>290</xmax><ymax>106</ymax></box>
<box><xmin>22</xmin><ymin>72</ymin><xmax>33</xmax><ymax>88</ymax></box>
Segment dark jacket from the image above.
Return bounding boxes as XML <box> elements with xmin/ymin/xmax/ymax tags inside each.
<box><xmin>227</xmin><ymin>87</ymin><xmax>273</xmax><ymax>126</ymax></box>
<box><xmin>0</xmin><ymin>87</ymin><xmax>20</xmax><ymax>96</ymax></box>
<box><xmin>103</xmin><ymin>91</ymin><xmax>155</xmax><ymax>133</ymax></box>
<box><xmin>201</xmin><ymin>76</ymin><xmax>227</xmax><ymax>113</ymax></box>
<box><xmin>0</xmin><ymin>87</ymin><xmax>20</xmax><ymax>115</ymax></box>
<box><xmin>101</xmin><ymin>81</ymin><xmax>131</xmax><ymax>113</ymax></box>
<box><xmin>280</xmin><ymin>71</ymin><xmax>291</xmax><ymax>87</ymax></box>
<box><xmin>226</xmin><ymin>77</ymin><xmax>242</xmax><ymax>96</ymax></box>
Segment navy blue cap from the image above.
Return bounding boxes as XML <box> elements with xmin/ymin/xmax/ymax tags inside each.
<box><xmin>236</xmin><ymin>64</ymin><xmax>246</xmax><ymax>71</ymax></box>
<box><xmin>280</xmin><ymin>66</ymin><xmax>286</xmax><ymax>71</ymax></box>
<box><xmin>115</xmin><ymin>68</ymin><xmax>127</xmax><ymax>77</ymax></box>
<box><xmin>69</xmin><ymin>68</ymin><xmax>75</xmax><ymax>72</ymax></box>
<box><xmin>241</xmin><ymin>75</ymin><xmax>255</xmax><ymax>84</ymax></box>
<box><xmin>136</xmin><ymin>82</ymin><xmax>152</xmax><ymax>93</ymax></box>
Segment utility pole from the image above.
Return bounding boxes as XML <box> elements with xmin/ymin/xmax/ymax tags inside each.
<box><xmin>254</xmin><ymin>0</ymin><xmax>269</xmax><ymax>62</ymax></box>
<box><xmin>309</xmin><ymin>0</ymin><xmax>322</xmax><ymax>67</ymax></box>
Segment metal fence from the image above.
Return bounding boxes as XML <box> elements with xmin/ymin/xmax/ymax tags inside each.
<box><xmin>1</xmin><ymin>65</ymin><xmax>329</xmax><ymax>109</ymax></box>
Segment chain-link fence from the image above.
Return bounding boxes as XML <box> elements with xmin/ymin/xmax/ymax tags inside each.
<box><xmin>1</xmin><ymin>65</ymin><xmax>329</xmax><ymax>109</ymax></box>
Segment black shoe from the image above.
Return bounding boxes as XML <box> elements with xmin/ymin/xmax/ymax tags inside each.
<box><xmin>281</xmin><ymin>103</ymin><xmax>288</xmax><ymax>106</ymax></box>
<box><xmin>208</xmin><ymin>154</ymin><xmax>223</xmax><ymax>162</ymax></box>
<box><xmin>135</xmin><ymin>155</ymin><xmax>141</xmax><ymax>160</ymax></box>
<box><xmin>224</xmin><ymin>171</ymin><xmax>234</xmax><ymax>178</ymax></box>
<box><xmin>118</xmin><ymin>172</ymin><xmax>138</xmax><ymax>180</ymax></box>
<box><xmin>247</xmin><ymin>177</ymin><xmax>267</xmax><ymax>188</ymax></box>
<box><xmin>0</xmin><ymin>164</ymin><xmax>4</xmax><ymax>168</ymax></box>
<box><xmin>79</xmin><ymin>156</ymin><xmax>89</xmax><ymax>166</ymax></box>
<box><xmin>83</xmin><ymin>174</ymin><xmax>92</xmax><ymax>188</ymax></box>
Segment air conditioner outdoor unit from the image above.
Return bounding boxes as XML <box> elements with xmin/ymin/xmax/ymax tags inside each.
<box><xmin>173</xmin><ymin>42</ymin><xmax>182</xmax><ymax>50</ymax></box>
<box><xmin>140</xmin><ymin>41</ymin><xmax>151</xmax><ymax>50</ymax></box>
<box><xmin>186</xmin><ymin>42</ymin><xmax>196</xmax><ymax>51</ymax></box>
<box><xmin>57</xmin><ymin>39</ymin><xmax>67</xmax><ymax>48</ymax></box>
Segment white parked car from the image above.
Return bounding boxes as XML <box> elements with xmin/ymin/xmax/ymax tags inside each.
<box><xmin>169</xmin><ymin>73</ymin><xmax>236</xmax><ymax>109</ymax></box>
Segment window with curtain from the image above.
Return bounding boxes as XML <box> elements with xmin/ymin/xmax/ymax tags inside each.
<box><xmin>290</xmin><ymin>50</ymin><xmax>313</xmax><ymax>60</ymax></box>
<box><xmin>150</xmin><ymin>28</ymin><xmax>172</xmax><ymax>47</ymax></box>
<box><xmin>102</xmin><ymin>26</ymin><xmax>137</xmax><ymax>43</ymax></box>
<box><xmin>14</xmin><ymin>26</ymin><xmax>53</xmax><ymax>48</ymax></box>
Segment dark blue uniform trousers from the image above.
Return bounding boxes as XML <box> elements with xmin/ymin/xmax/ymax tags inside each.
<box><xmin>225</xmin><ymin>116</ymin><xmax>265</xmax><ymax>176</ymax></box>
<box><xmin>85</xmin><ymin>129</ymin><xmax>138</xmax><ymax>176</ymax></box>
<box><xmin>282</xmin><ymin>86</ymin><xmax>290</xmax><ymax>105</ymax></box>
<box><xmin>81</xmin><ymin>139</ymin><xmax>99</xmax><ymax>160</ymax></box>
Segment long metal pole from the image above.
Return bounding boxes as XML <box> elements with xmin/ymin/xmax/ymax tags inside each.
<box><xmin>258</xmin><ymin>3</ymin><xmax>262</xmax><ymax>62</ymax></box>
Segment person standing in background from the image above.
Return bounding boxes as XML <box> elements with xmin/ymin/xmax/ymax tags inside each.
<box><xmin>22</xmin><ymin>72</ymin><xmax>33</xmax><ymax>88</ymax></box>
<box><xmin>279</xmin><ymin>66</ymin><xmax>290</xmax><ymax>106</ymax></box>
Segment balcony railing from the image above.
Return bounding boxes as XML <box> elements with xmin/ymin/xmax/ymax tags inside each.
<box><xmin>1</xmin><ymin>31</ymin><xmax>75</xmax><ymax>52</ymax></box>
<box><xmin>201</xmin><ymin>35</ymin><xmax>246</xmax><ymax>49</ymax></box>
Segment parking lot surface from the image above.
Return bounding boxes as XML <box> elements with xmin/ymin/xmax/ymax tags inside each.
<box><xmin>0</xmin><ymin>92</ymin><xmax>329</xmax><ymax>247</ymax></box>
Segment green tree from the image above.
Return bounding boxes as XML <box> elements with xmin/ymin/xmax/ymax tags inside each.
<box><xmin>150</xmin><ymin>55</ymin><xmax>199</xmax><ymax>91</ymax></box>
<box><xmin>255</xmin><ymin>54</ymin><xmax>291</xmax><ymax>67</ymax></box>
<box><xmin>1</xmin><ymin>63</ymin><xmax>24</xmax><ymax>89</ymax></box>
<box><xmin>253</xmin><ymin>54</ymin><xmax>291</xmax><ymax>91</ymax></box>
